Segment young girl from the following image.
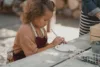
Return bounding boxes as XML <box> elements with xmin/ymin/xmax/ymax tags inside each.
<box><xmin>13</xmin><ymin>0</ymin><xmax>65</xmax><ymax>61</ymax></box>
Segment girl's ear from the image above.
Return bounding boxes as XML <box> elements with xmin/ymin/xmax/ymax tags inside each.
<box><xmin>51</xmin><ymin>1</ymin><xmax>55</xmax><ymax>8</ymax></box>
<box><xmin>50</xmin><ymin>1</ymin><xmax>56</xmax><ymax>11</ymax></box>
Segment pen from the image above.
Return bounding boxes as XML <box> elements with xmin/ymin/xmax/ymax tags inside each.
<box><xmin>51</xmin><ymin>29</ymin><xmax>57</xmax><ymax>37</ymax></box>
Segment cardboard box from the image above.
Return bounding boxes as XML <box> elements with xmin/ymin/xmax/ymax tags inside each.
<box><xmin>90</xmin><ymin>23</ymin><xmax>100</xmax><ymax>41</ymax></box>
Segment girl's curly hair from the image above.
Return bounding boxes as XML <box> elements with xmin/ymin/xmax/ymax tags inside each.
<box><xmin>22</xmin><ymin>0</ymin><xmax>55</xmax><ymax>24</ymax></box>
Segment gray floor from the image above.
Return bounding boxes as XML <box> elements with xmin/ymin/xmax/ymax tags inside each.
<box><xmin>0</xmin><ymin>14</ymin><xmax>21</xmax><ymax>31</ymax></box>
<box><xmin>56</xmin><ymin>16</ymin><xmax>79</xmax><ymax>28</ymax></box>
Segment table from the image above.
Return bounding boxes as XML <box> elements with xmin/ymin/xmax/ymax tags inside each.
<box><xmin>2</xmin><ymin>34</ymin><xmax>91</xmax><ymax>67</ymax></box>
<box><xmin>54</xmin><ymin>56</ymin><xmax>98</xmax><ymax>67</ymax></box>
<box><xmin>54</xmin><ymin>49</ymin><xmax>99</xmax><ymax>67</ymax></box>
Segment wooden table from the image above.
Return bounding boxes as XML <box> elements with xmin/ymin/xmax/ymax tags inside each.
<box><xmin>2</xmin><ymin>34</ymin><xmax>91</xmax><ymax>67</ymax></box>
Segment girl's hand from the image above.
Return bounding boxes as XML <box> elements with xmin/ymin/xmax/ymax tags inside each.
<box><xmin>61</xmin><ymin>38</ymin><xmax>67</xmax><ymax>44</ymax></box>
<box><xmin>51</xmin><ymin>37</ymin><xmax>65</xmax><ymax>46</ymax></box>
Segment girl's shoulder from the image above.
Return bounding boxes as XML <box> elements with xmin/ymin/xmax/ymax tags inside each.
<box><xmin>19</xmin><ymin>24</ymin><xmax>31</xmax><ymax>32</ymax></box>
<box><xmin>17</xmin><ymin>24</ymin><xmax>35</xmax><ymax>40</ymax></box>
<box><xmin>18</xmin><ymin>24</ymin><xmax>34</xmax><ymax>36</ymax></box>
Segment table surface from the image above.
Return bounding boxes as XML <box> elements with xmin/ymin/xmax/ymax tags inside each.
<box><xmin>2</xmin><ymin>34</ymin><xmax>92</xmax><ymax>67</ymax></box>
<box><xmin>54</xmin><ymin>49</ymin><xmax>99</xmax><ymax>67</ymax></box>
<box><xmin>54</xmin><ymin>56</ymin><xmax>98</xmax><ymax>67</ymax></box>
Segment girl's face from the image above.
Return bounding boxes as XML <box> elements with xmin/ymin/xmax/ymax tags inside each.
<box><xmin>32</xmin><ymin>9</ymin><xmax>53</xmax><ymax>28</ymax></box>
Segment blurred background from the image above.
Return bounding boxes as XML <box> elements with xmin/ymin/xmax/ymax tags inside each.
<box><xmin>0</xmin><ymin>0</ymin><xmax>81</xmax><ymax>44</ymax></box>
<box><xmin>0</xmin><ymin>0</ymin><xmax>82</xmax><ymax>40</ymax></box>
<box><xmin>49</xmin><ymin>0</ymin><xmax>81</xmax><ymax>42</ymax></box>
<box><xmin>0</xmin><ymin>0</ymin><xmax>81</xmax><ymax>43</ymax></box>
<box><xmin>56</xmin><ymin>0</ymin><xmax>81</xmax><ymax>19</ymax></box>
<box><xmin>0</xmin><ymin>0</ymin><xmax>82</xmax><ymax>63</ymax></box>
<box><xmin>0</xmin><ymin>0</ymin><xmax>81</xmax><ymax>65</ymax></box>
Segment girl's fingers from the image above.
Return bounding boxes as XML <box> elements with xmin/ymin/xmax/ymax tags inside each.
<box><xmin>62</xmin><ymin>39</ymin><xmax>67</xmax><ymax>44</ymax></box>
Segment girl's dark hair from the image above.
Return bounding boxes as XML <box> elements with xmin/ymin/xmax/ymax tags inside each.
<box><xmin>22</xmin><ymin>0</ymin><xmax>55</xmax><ymax>24</ymax></box>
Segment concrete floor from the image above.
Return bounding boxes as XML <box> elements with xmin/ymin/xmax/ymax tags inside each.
<box><xmin>0</xmin><ymin>14</ymin><xmax>20</xmax><ymax>30</ymax></box>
